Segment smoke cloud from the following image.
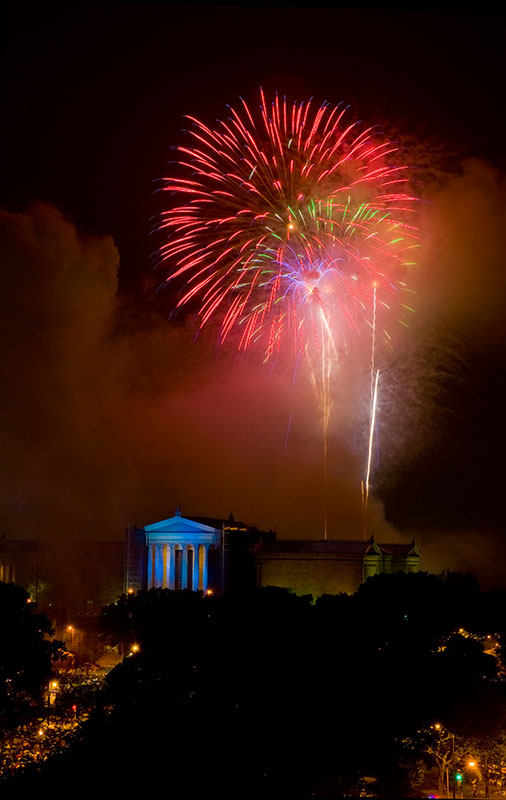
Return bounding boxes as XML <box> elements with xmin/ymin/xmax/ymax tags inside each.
<box><xmin>0</xmin><ymin>204</ymin><xmax>369</xmax><ymax>542</ymax></box>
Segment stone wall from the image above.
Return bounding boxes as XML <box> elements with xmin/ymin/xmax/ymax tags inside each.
<box><xmin>257</xmin><ymin>555</ymin><xmax>365</xmax><ymax>596</ymax></box>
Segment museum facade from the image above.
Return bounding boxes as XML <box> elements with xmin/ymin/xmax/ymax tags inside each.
<box><xmin>124</xmin><ymin>509</ymin><xmax>421</xmax><ymax>597</ymax></box>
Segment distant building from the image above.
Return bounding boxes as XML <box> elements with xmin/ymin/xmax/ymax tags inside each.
<box><xmin>0</xmin><ymin>537</ymin><xmax>18</xmax><ymax>583</ymax></box>
<box><xmin>124</xmin><ymin>509</ymin><xmax>265</xmax><ymax>595</ymax></box>
<box><xmin>125</xmin><ymin>511</ymin><xmax>421</xmax><ymax>598</ymax></box>
<box><xmin>125</xmin><ymin>510</ymin><xmax>222</xmax><ymax>594</ymax></box>
<box><xmin>252</xmin><ymin>537</ymin><xmax>421</xmax><ymax>596</ymax></box>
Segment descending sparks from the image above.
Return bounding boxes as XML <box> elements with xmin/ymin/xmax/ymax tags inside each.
<box><xmin>364</xmin><ymin>368</ymin><xmax>380</xmax><ymax>532</ymax></box>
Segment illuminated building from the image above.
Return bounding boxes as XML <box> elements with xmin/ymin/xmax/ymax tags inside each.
<box><xmin>125</xmin><ymin>512</ymin><xmax>420</xmax><ymax>598</ymax></box>
<box><xmin>124</xmin><ymin>509</ymin><xmax>256</xmax><ymax>595</ymax></box>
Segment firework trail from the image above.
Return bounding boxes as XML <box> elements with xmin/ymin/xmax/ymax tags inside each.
<box><xmin>364</xmin><ymin>368</ymin><xmax>380</xmax><ymax>534</ymax></box>
<box><xmin>362</xmin><ymin>282</ymin><xmax>378</xmax><ymax>536</ymax></box>
<box><xmin>157</xmin><ymin>90</ymin><xmax>419</xmax><ymax>532</ymax></box>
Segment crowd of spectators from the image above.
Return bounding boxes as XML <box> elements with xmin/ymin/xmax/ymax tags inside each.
<box><xmin>0</xmin><ymin>669</ymin><xmax>104</xmax><ymax>781</ymax></box>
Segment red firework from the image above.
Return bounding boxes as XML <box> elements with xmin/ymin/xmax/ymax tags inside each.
<box><xmin>157</xmin><ymin>90</ymin><xmax>419</xmax><ymax>359</ymax></box>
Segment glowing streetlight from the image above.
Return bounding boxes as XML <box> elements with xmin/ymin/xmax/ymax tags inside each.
<box><xmin>66</xmin><ymin>624</ymin><xmax>75</xmax><ymax>649</ymax></box>
<box><xmin>48</xmin><ymin>680</ymin><xmax>58</xmax><ymax>708</ymax></box>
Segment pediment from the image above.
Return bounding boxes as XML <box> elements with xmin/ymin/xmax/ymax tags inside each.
<box><xmin>144</xmin><ymin>514</ymin><xmax>220</xmax><ymax>535</ymax></box>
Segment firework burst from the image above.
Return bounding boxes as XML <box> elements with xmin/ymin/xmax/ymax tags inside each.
<box><xmin>157</xmin><ymin>89</ymin><xmax>419</xmax><ymax>362</ymax></box>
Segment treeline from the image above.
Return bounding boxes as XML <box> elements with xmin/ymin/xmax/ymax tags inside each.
<box><xmin>0</xmin><ymin>582</ymin><xmax>63</xmax><ymax>727</ymax></box>
<box><xmin>8</xmin><ymin>571</ymin><xmax>506</xmax><ymax>797</ymax></box>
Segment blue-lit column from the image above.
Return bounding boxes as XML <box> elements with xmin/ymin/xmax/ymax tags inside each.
<box><xmin>162</xmin><ymin>544</ymin><xmax>168</xmax><ymax>588</ymax></box>
<box><xmin>155</xmin><ymin>545</ymin><xmax>164</xmax><ymax>587</ymax></box>
<box><xmin>182</xmin><ymin>546</ymin><xmax>188</xmax><ymax>590</ymax></box>
<box><xmin>192</xmin><ymin>545</ymin><xmax>199</xmax><ymax>592</ymax></box>
<box><xmin>202</xmin><ymin>545</ymin><xmax>209</xmax><ymax>593</ymax></box>
<box><xmin>168</xmin><ymin>545</ymin><xmax>175</xmax><ymax>589</ymax></box>
<box><xmin>198</xmin><ymin>546</ymin><xmax>203</xmax><ymax>591</ymax></box>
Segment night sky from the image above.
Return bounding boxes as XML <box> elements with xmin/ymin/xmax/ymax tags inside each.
<box><xmin>2</xmin><ymin>5</ymin><xmax>506</xmax><ymax>584</ymax></box>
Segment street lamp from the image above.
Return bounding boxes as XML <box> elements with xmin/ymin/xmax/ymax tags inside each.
<box><xmin>466</xmin><ymin>760</ymin><xmax>481</xmax><ymax>796</ymax></box>
<box><xmin>48</xmin><ymin>680</ymin><xmax>58</xmax><ymax>708</ymax></box>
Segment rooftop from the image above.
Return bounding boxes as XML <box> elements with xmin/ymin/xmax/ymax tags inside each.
<box><xmin>253</xmin><ymin>538</ymin><xmax>419</xmax><ymax>557</ymax></box>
